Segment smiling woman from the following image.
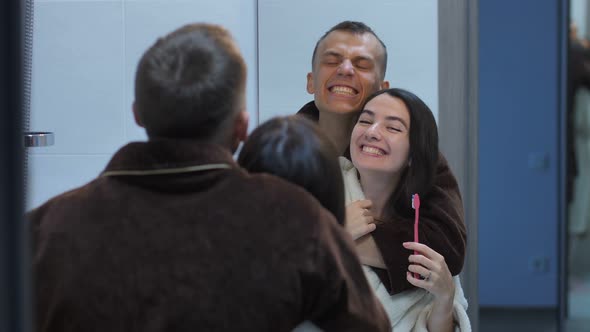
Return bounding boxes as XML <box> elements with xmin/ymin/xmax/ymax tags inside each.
<box><xmin>342</xmin><ymin>88</ymin><xmax>470</xmax><ymax>332</ymax></box>
<box><xmin>351</xmin><ymin>96</ymin><xmax>412</xmax><ymax>178</ymax></box>
<box><xmin>349</xmin><ymin>88</ymin><xmax>440</xmax><ymax>239</ymax></box>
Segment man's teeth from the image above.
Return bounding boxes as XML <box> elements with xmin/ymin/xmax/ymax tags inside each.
<box><xmin>362</xmin><ymin>146</ymin><xmax>384</xmax><ymax>155</ymax></box>
<box><xmin>331</xmin><ymin>86</ymin><xmax>356</xmax><ymax>95</ymax></box>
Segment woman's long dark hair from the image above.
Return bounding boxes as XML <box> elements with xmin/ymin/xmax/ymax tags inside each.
<box><xmin>358</xmin><ymin>88</ymin><xmax>439</xmax><ymax>220</ymax></box>
<box><xmin>238</xmin><ymin>116</ymin><xmax>345</xmax><ymax>225</ymax></box>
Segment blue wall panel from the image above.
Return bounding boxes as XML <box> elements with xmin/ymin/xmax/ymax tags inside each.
<box><xmin>479</xmin><ymin>0</ymin><xmax>560</xmax><ymax>306</ymax></box>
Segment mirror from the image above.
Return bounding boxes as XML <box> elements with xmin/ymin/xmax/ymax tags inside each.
<box><xmin>24</xmin><ymin>0</ymin><xmax>486</xmax><ymax>330</ymax></box>
<box><xmin>18</xmin><ymin>0</ymin><xmax>590</xmax><ymax>330</ymax></box>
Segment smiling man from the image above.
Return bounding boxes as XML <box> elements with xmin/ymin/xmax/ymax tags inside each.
<box><xmin>299</xmin><ymin>21</ymin><xmax>389</xmax><ymax>155</ymax></box>
<box><xmin>297</xmin><ymin>21</ymin><xmax>469</xmax><ymax>331</ymax></box>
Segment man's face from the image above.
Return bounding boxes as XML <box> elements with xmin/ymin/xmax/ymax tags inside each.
<box><xmin>307</xmin><ymin>31</ymin><xmax>388</xmax><ymax>115</ymax></box>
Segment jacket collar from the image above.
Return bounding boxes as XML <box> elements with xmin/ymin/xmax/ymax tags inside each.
<box><xmin>102</xmin><ymin>139</ymin><xmax>237</xmax><ymax>177</ymax></box>
<box><xmin>297</xmin><ymin>101</ymin><xmax>354</xmax><ymax>158</ymax></box>
<box><xmin>296</xmin><ymin>101</ymin><xmax>319</xmax><ymax>122</ymax></box>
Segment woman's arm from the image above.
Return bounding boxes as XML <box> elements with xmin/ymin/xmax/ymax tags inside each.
<box><xmin>344</xmin><ymin>199</ymin><xmax>387</xmax><ymax>268</ymax></box>
<box><xmin>404</xmin><ymin>242</ymin><xmax>455</xmax><ymax>332</ymax></box>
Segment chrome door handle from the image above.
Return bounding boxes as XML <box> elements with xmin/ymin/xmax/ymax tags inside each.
<box><xmin>24</xmin><ymin>132</ymin><xmax>54</xmax><ymax>147</ymax></box>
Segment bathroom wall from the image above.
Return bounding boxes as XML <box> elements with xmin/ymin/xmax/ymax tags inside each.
<box><xmin>28</xmin><ymin>0</ymin><xmax>258</xmax><ymax>209</ymax></box>
<box><xmin>28</xmin><ymin>0</ymin><xmax>438</xmax><ymax>210</ymax></box>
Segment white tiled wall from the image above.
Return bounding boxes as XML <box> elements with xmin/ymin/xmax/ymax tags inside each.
<box><xmin>28</xmin><ymin>0</ymin><xmax>437</xmax><ymax>210</ymax></box>
<box><xmin>27</xmin><ymin>0</ymin><xmax>258</xmax><ymax>209</ymax></box>
<box><xmin>30</xmin><ymin>1</ymin><xmax>126</xmax><ymax>155</ymax></box>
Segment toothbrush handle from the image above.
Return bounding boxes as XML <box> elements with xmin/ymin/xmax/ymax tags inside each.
<box><xmin>412</xmin><ymin>207</ymin><xmax>419</xmax><ymax>278</ymax></box>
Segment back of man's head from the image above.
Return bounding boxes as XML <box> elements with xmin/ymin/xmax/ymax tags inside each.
<box><xmin>311</xmin><ymin>21</ymin><xmax>388</xmax><ymax>77</ymax></box>
<box><xmin>134</xmin><ymin>23</ymin><xmax>246</xmax><ymax>141</ymax></box>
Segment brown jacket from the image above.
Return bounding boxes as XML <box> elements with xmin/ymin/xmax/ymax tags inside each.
<box><xmin>298</xmin><ymin>101</ymin><xmax>467</xmax><ymax>295</ymax></box>
<box><xmin>30</xmin><ymin>139</ymin><xmax>390</xmax><ymax>332</ymax></box>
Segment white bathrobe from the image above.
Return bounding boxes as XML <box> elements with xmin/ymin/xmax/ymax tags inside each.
<box><xmin>340</xmin><ymin>156</ymin><xmax>471</xmax><ymax>332</ymax></box>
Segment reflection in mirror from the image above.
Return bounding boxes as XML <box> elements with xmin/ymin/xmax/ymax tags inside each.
<box><xmin>258</xmin><ymin>0</ymin><xmax>438</xmax><ymax>122</ymax></box>
<box><xmin>568</xmin><ymin>0</ymin><xmax>590</xmax><ymax>328</ymax></box>
<box><xmin>24</xmin><ymin>0</ymin><xmax>478</xmax><ymax>330</ymax></box>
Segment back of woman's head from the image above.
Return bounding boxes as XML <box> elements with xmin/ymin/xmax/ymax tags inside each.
<box><xmin>361</xmin><ymin>88</ymin><xmax>439</xmax><ymax>219</ymax></box>
<box><xmin>238</xmin><ymin>116</ymin><xmax>345</xmax><ymax>225</ymax></box>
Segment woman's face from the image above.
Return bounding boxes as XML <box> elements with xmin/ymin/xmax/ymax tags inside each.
<box><xmin>350</xmin><ymin>93</ymin><xmax>411</xmax><ymax>176</ymax></box>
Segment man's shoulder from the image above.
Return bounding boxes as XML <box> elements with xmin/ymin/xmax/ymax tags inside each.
<box><xmin>224</xmin><ymin>172</ymin><xmax>351</xmax><ymax>270</ymax></box>
<box><xmin>296</xmin><ymin>101</ymin><xmax>319</xmax><ymax>122</ymax></box>
<box><xmin>26</xmin><ymin>180</ymin><xmax>105</xmax><ymax>246</ymax></box>
<box><xmin>240</xmin><ymin>171</ymin><xmax>323</xmax><ymax>209</ymax></box>
<box><xmin>240</xmin><ymin>171</ymin><xmax>342</xmax><ymax>227</ymax></box>
<box><xmin>26</xmin><ymin>179</ymin><xmax>96</xmax><ymax>215</ymax></box>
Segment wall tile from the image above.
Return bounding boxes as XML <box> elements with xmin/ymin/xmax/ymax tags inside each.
<box><xmin>30</xmin><ymin>2</ymin><xmax>125</xmax><ymax>155</ymax></box>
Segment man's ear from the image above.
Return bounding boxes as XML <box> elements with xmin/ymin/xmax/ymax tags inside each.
<box><xmin>380</xmin><ymin>80</ymin><xmax>390</xmax><ymax>90</ymax></box>
<box><xmin>132</xmin><ymin>102</ymin><xmax>144</xmax><ymax>128</ymax></box>
<box><xmin>231</xmin><ymin>110</ymin><xmax>249</xmax><ymax>153</ymax></box>
<box><xmin>306</xmin><ymin>72</ymin><xmax>315</xmax><ymax>94</ymax></box>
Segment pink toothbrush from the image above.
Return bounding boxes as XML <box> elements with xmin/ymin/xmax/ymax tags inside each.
<box><xmin>411</xmin><ymin>194</ymin><xmax>420</xmax><ymax>279</ymax></box>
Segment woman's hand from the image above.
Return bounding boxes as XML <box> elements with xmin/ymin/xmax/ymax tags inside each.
<box><xmin>404</xmin><ymin>242</ymin><xmax>455</xmax><ymax>332</ymax></box>
<box><xmin>345</xmin><ymin>200</ymin><xmax>376</xmax><ymax>240</ymax></box>
<box><xmin>403</xmin><ymin>242</ymin><xmax>455</xmax><ymax>300</ymax></box>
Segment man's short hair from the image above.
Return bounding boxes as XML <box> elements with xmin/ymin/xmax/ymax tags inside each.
<box><xmin>134</xmin><ymin>23</ymin><xmax>246</xmax><ymax>140</ymax></box>
<box><xmin>311</xmin><ymin>21</ymin><xmax>388</xmax><ymax>78</ymax></box>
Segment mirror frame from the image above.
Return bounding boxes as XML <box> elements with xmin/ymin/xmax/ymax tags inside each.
<box><xmin>438</xmin><ymin>0</ymin><xmax>479</xmax><ymax>329</ymax></box>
